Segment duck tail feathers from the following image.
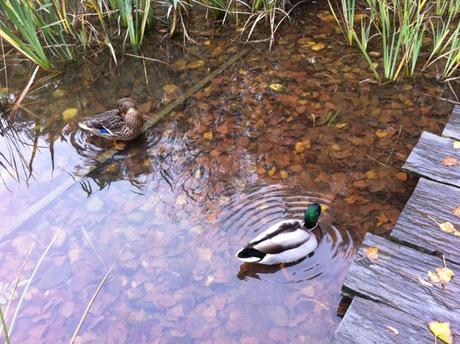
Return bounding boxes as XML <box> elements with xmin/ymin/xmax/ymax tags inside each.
<box><xmin>236</xmin><ymin>247</ymin><xmax>266</xmax><ymax>263</ymax></box>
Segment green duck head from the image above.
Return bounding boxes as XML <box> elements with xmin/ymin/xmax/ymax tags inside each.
<box><xmin>303</xmin><ymin>203</ymin><xmax>321</xmax><ymax>229</ymax></box>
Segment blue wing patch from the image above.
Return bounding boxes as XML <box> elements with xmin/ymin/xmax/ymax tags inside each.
<box><xmin>98</xmin><ymin>127</ymin><xmax>110</xmax><ymax>135</ymax></box>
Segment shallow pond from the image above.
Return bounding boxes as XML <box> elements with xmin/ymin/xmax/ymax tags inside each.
<box><xmin>0</xmin><ymin>2</ymin><xmax>456</xmax><ymax>343</ymax></box>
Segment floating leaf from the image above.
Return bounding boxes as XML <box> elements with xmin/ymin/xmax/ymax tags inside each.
<box><xmin>268</xmin><ymin>166</ymin><xmax>277</xmax><ymax>177</ymax></box>
<box><xmin>428</xmin><ymin>321</ymin><xmax>452</xmax><ymax>344</ymax></box>
<box><xmin>320</xmin><ymin>204</ymin><xmax>329</xmax><ymax>212</ymax></box>
<box><xmin>280</xmin><ymin>170</ymin><xmax>288</xmax><ymax>179</ymax></box>
<box><xmin>364</xmin><ymin>246</ymin><xmax>379</xmax><ymax>261</ymax></box>
<box><xmin>453</xmin><ymin>141</ymin><xmax>460</xmax><ymax>149</ymax></box>
<box><xmin>441</xmin><ymin>156</ymin><xmax>459</xmax><ymax>166</ymax></box>
<box><xmin>269</xmin><ymin>83</ymin><xmax>283</xmax><ymax>92</ymax></box>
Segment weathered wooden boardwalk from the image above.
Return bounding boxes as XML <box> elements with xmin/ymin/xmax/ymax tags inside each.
<box><xmin>330</xmin><ymin>105</ymin><xmax>460</xmax><ymax>344</ymax></box>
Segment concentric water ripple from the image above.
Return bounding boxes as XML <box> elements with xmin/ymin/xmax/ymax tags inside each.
<box><xmin>218</xmin><ymin>184</ymin><xmax>355</xmax><ymax>283</ymax></box>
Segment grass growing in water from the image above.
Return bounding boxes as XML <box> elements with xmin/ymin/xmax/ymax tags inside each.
<box><xmin>328</xmin><ymin>0</ymin><xmax>460</xmax><ymax>81</ymax></box>
<box><xmin>0</xmin><ymin>0</ymin><xmax>290</xmax><ymax>69</ymax></box>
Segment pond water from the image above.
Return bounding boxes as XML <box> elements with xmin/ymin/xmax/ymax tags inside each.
<box><xmin>0</xmin><ymin>2</ymin><xmax>456</xmax><ymax>343</ymax></box>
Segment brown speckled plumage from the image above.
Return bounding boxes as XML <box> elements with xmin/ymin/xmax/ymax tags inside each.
<box><xmin>79</xmin><ymin>98</ymin><xmax>144</xmax><ymax>141</ymax></box>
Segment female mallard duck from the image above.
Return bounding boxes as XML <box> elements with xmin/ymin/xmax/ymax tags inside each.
<box><xmin>236</xmin><ymin>203</ymin><xmax>321</xmax><ymax>265</ymax></box>
<box><xmin>78</xmin><ymin>98</ymin><xmax>144</xmax><ymax>148</ymax></box>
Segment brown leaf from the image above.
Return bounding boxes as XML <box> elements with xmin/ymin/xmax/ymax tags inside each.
<box><xmin>441</xmin><ymin>156</ymin><xmax>459</xmax><ymax>166</ymax></box>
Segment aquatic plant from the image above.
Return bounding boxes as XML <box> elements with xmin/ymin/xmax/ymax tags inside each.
<box><xmin>328</xmin><ymin>0</ymin><xmax>460</xmax><ymax>81</ymax></box>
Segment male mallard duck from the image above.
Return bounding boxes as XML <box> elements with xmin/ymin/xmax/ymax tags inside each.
<box><xmin>78</xmin><ymin>98</ymin><xmax>144</xmax><ymax>149</ymax></box>
<box><xmin>236</xmin><ymin>203</ymin><xmax>321</xmax><ymax>265</ymax></box>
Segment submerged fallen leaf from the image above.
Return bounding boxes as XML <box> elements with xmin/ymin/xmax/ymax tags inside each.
<box><xmin>268</xmin><ymin>166</ymin><xmax>277</xmax><ymax>177</ymax></box>
<box><xmin>203</xmin><ymin>131</ymin><xmax>213</xmax><ymax>140</ymax></box>
<box><xmin>197</xmin><ymin>248</ymin><xmax>212</xmax><ymax>261</ymax></box>
<box><xmin>428</xmin><ymin>321</ymin><xmax>452</xmax><ymax>344</ymax></box>
<box><xmin>375</xmin><ymin>129</ymin><xmax>388</xmax><ymax>138</ymax></box>
<box><xmin>386</xmin><ymin>326</ymin><xmax>399</xmax><ymax>335</ymax></box>
<box><xmin>280</xmin><ymin>170</ymin><xmax>288</xmax><ymax>179</ymax></box>
<box><xmin>428</xmin><ymin>267</ymin><xmax>455</xmax><ymax>285</ymax></box>
<box><xmin>335</xmin><ymin>122</ymin><xmax>348</xmax><ymax>129</ymax></box>
<box><xmin>62</xmin><ymin>108</ymin><xmax>78</xmax><ymax>120</ymax></box>
<box><xmin>268</xmin><ymin>83</ymin><xmax>284</xmax><ymax>92</ymax></box>
<box><xmin>187</xmin><ymin>60</ymin><xmax>205</xmax><ymax>69</ymax></box>
<box><xmin>441</xmin><ymin>156</ymin><xmax>459</xmax><ymax>166</ymax></box>
<box><xmin>364</xmin><ymin>246</ymin><xmax>379</xmax><ymax>261</ymax></box>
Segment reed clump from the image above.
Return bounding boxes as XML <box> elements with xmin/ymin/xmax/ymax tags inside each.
<box><xmin>329</xmin><ymin>0</ymin><xmax>460</xmax><ymax>81</ymax></box>
<box><xmin>0</xmin><ymin>0</ymin><xmax>289</xmax><ymax>70</ymax></box>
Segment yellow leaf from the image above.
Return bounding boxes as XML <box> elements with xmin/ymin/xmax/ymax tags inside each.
<box><xmin>439</xmin><ymin>222</ymin><xmax>456</xmax><ymax>233</ymax></box>
<box><xmin>453</xmin><ymin>207</ymin><xmax>460</xmax><ymax>217</ymax></box>
<box><xmin>366</xmin><ymin>170</ymin><xmax>377</xmax><ymax>180</ymax></box>
<box><xmin>428</xmin><ymin>321</ymin><xmax>453</xmax><ymax>344</ymax></box>
<box><xmin>268</xmin><ymin>166</ymin><xmax>277</xmax><ymax>177</ymax></box>
<box><xmin>268</xmin><ymin>83</ymin><xmax>284</xmax><ymax>92</ymax></box>
<box><xmin>203</xmin><ymin>131</ymin><xmax>213</xmax><ymax>140</ymax></box>
<box><xmin>436</xmin><ymin>267</ymin><xmax>455</xmax><ymax>284</ymax></box>
<box><xmin>453</xmin><ymin>141</ymin><xmax>460</xmax><ymax>149</ymax></box>
<box><xmin>320</xmin><ymin>204</ymin><xmax>329</xmax><ymax>212</ymax></box>
<box><xmin>280</xmin><ymin>170</ymin><xmax>288</xmax><ymax>179</ymax></box>
<box><xmin>187</xmin><ymin>60</ymin><xmax>205</xmax><ymax>69</ymax></box>
<box><xmin>364</xmin><ymin>246</ymin><xmax>379</xmax><ymax>261</ymax></box>
<box><xmin>62</xmin><ymin>108</ymin><xmax>78</xmax><ymax>121</ymax></box>
<box><xmin>335</xmin><ymin>122</ymin><xmax>348</xmax><ymax>129</ymax></box>
<box><xmin>428</xmin><ymin>267</ymin><xmax>455</xmax><ymax>285</ymax></box>
<box><xmin>376</xmin><ymin>129</ymin><xmax>389</xmax><ymax>138</ymax></box>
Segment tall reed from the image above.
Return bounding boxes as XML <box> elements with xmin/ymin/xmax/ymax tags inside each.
<box><xmin>329</xmin><ymin>0</ymin><xmax>460</xmax><ymax>81</ymax></box>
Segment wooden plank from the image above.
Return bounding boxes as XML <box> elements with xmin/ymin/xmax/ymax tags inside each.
<box><xmin>342</xmin><ymin>233</ymin><xmax>460</xmax><ymax>334</ymax></box>
<box><xmin>330</xmin><ymin>296</ymin><xmax>433</xmax><ymax>344</ymax></box>
<box><xmin>442</xmin><ymin>105</ymin><xmax>460</xmax><ymax>140</ymax></box>
<box><xmin>403</xmin><ymin>131</ymin><xmax>460</xmax><ymax>188</ymax></box>
<box><xmin>390</xmin><ymin>178</ymin><xmax>460</xmax><ymax>265</ymax></box>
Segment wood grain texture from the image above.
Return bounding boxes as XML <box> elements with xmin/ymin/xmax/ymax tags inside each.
<box><xmin>389</xmin><ymin>178</ymin><xmax>460</xmax><ymax>265</ymax></box>
<box><xmin>443</xmin><ymin>105</ymin><xmax>460</xmax><ymax>140</ymax></box>
<box><xmin>330</xmin><ymin>296</ymin><xmax>433</xmax><ymax>344</ymax></box>
<box><xmin>403</xmin><ymin>131</ymin><xmax>460</xmax><ymax>187</ymax></box>
<box><xmin>342</xmin><ymin>233</ymin><xmax>460</xmax><ymax>334</ymax></box>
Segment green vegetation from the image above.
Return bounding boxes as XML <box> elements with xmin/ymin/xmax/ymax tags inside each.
<box><xmin>0</xmin><ymin>0</ymin><xmax>287</xmax><ymax>70</ymax></box>
<box><xmin>329</xmin><ymin>0</ymin><xmax>460</xmax><ymax>81</ymax></box>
